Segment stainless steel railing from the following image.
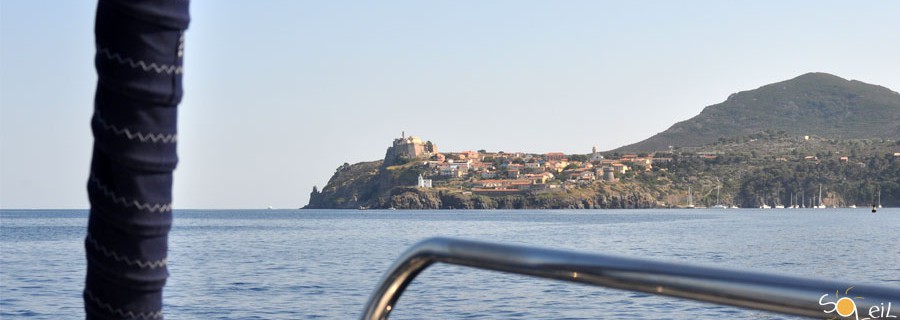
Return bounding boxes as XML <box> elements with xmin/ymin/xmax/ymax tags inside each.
<box><xmin>362</xmin><ymin>237</ymin><xmax>900</xmax><ymax>319</ymax></box>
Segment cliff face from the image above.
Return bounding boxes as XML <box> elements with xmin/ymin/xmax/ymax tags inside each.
<box><xmin>306</xmin><ymin>160</ymin><xmax>427</xmax><ymax>209</ymax></box>
<box><xmin>306</xmin><ymin>160</ymin><xmax>384</xmax><ymax>209</ymax></box>
<box><xmin>306</xmin><ymin>161</ymin><xmax>667</xmax><ymax>210</ymax></box>
<box><xmin>306</xmin><ymin>134</ymin><xmax>900</xmax><ymax>210</ymax></box>
<box><xmin>369</xmin><ymin>184</ymin><xmax>663</xmax><ymax>210</ymax></box>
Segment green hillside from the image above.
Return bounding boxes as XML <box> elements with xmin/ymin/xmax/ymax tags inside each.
<box><xmin>305</xmin><ymin>134</ymin><xmax>900</xmax><ymax>209</ymax></box>
<box><xmin>614</xmin><ymin>73</ymin><xmax>900</xmax><ymax>152</ymax></box>
<box><xmin>305</xmin><ymin>73</ymin><xmax>900</xmax><ymax>210</ymax></box>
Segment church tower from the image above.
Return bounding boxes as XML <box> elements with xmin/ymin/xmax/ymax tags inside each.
<box><xmin>590</xmin><ymin>145</ymin><xmax>603</xmax><ymax>161</ymax></box>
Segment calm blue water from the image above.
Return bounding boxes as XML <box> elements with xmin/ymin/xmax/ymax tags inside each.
<box><xmin>2</xmin><ymin>209</ymin><xmax>899</xmax><ymax>319</ymax></box>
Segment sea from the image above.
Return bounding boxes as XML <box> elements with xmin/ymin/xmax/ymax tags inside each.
<box><xmin>1</xmin><ymin>209</ymin><xmax>898</xmax><ymax>319</ymax></box>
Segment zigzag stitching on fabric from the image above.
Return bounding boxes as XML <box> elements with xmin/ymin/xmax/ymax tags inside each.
<box><xmin>86</xmin><ymin>234</ymin><xmax>168</xmax><ymax>269</ymax></box>
<box><xmin>90</xmin><ymin>174</ymin><xmax>173</xmax><ymax>213</ymax></box>
<box><xmin>85</xmin><ymin>289</ymin><xmax>163</xmax><ymax>320</ymax></box>
<box><xmin>95</xmin><ymin>114</ymin><xmax>177</xmax><ymax>143</ymax></box>
<box><xmin>97</xmin><ymin>47</ymin><xmax>183</xmax><ymax>74</ymax></box>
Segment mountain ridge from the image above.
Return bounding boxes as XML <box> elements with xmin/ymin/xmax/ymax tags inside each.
<box><xmin>612</xmin><ymin>73</ymin><xmax>900</xmax><ymax>152</ymax></box>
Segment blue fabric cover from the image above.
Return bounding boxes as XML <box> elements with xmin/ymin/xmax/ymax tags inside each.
<box><xmin>85</xmin><ymin>1</ymin><xmax>189</xmax><ymax>318</ymax></box>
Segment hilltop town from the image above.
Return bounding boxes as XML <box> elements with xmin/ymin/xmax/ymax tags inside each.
<box><xmin>306</xmin><ymin>73</ymin><xmax>900</xmax><ymax>210</ymax></box>
<box><xmin>306</xmin><ymin>131</ymin><xmax>900</xmax><ymax>210</ymax></box>
<box><xmin>386</xmin><ymin>132</ymin><xmax>643</xmax><ymax>194</ymax></box>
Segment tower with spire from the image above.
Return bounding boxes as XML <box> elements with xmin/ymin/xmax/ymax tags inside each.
<box><xmin>590</xmin><ymin>145</ymin><xmax>604</xmax><ymax>161</ymax></box>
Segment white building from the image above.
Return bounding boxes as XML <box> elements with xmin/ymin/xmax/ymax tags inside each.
<box><xmin>417</xmin><ymin>174</ymin><xmax>432</xmax><ymax>188</ymax></box>
<box><xmin>589</xmin><ymin>146</ymin><xmax>604</xmax><ymax>162</ymax></box>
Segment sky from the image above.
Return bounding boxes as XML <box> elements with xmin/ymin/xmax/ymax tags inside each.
<box><xmin>1</xmin><ymin>1</ymin><xmax>899</xmax><ymax>209</ymax></box>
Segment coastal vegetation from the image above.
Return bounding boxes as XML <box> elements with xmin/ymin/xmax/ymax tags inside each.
<box><xmin>613</xmin><ymin>73</ymin><xmax>900</xmax><ymax>152</ymax></box>
<box><xmin>305</xmin><ymin>73</ymin><xmax>900</xmax><ymax>210</ymax></box>
<box><xmin>305</xmin><ymin>132</ymin><xmax>898</xmax><ymax>209</ymax></box>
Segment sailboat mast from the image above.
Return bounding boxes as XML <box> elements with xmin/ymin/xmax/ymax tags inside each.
<box><xmin>688</xmin><ymin>186</ymin><xmax>693</xmax><ymax>207</ymax></box>
<box><xmin>716</xmin><ymin>185</ymin><xmax>720</xmax><ymax>206</ymax></box>
<box><xmin>818</xmin><ymin>184</ymin><xmax>823</xmax><ymax>208</ymax></box>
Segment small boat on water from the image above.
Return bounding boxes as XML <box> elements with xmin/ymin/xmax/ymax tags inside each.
<box><xmin>686</xmin><ymin>186</ymin><xmax>695</xmax><ymax>209</ymax></box>
<box><xmin>813</xmin><ymin>184</ymin><xmax>825</xmax><ymax>208</ymax></box>
<box><xmin>710</xmin><ymin>183</ymin><xmax>726</xmax><ymax>209</ymax></box>
<box><xmin>873</xmin><ymin>190</ymin><xmax>882</xmax><ymax>212</ymax></box>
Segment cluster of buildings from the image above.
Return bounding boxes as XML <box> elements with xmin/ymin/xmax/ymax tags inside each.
<box><xmin>396</xmin><ymin>133</ymin><xmax>900</xmax><ymax>196</ymax></box>
<box><xmin>393</xmin><ymin>133</ymin><xmax>672</xmax><ymax>194</ymax></box>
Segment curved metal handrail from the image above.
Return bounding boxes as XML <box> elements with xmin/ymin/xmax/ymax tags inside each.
<box><xmin>362</xmin><ymin>237</ymin><xmax>900</xmax><ymax>319</ymax></box>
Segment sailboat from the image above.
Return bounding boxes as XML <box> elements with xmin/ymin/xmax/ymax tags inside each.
<box><xmin>873</xmin><ymin>190</ymin><xmax>880</xmax><ymax>213</ymax></box>
<box><xmin>686</xmin><ymin>186</ymin><xmax>695</xmax><ymax>209</ymax></box>
<box><xmin>711</xmin><ymin>184</ymin><xmax>727</xmax><ymax>209</ymax></box>
<box><xmin>758</xmin><ymin>194</ymin><xmax>771</xmax><ymax>209</ymax></box>
<box><xmin>814</xmin><ymin>184</ymin><xmax>825</xmax><ymax>209</ymax></box>
<box><xmin>800</xmin><ymin>190</ymin><xmax>805</xmax><ymax>208</ymax></box>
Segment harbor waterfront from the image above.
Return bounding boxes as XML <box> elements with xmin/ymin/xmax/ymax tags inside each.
<box><xmin>2</xmin><ymin>209</ymin><xmax>898</xmax><ymax>319</ymax></box>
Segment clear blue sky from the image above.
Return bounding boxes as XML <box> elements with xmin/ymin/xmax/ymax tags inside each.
<box><xmin>2</xmin><ymin>1</ymin><xmax>899</xmax><ymax>209</ymax></box>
